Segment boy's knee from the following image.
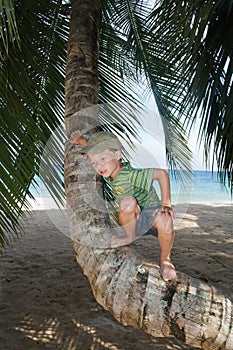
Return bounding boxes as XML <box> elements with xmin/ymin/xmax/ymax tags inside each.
<box><xmin>119</xmin><ymin>196</ymin><xmax>138</xmax><ymax>213</ymax></box>
<box><xmin>153</xmin><ymin>212</ymin><xmax>173</xmax><ymax>231</ymax></box>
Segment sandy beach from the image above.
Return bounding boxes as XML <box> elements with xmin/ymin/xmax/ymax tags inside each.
<box><xmin>0</xmin><ymin>203</ymin><xmax>232</xmax><ymax>349</ymax></box>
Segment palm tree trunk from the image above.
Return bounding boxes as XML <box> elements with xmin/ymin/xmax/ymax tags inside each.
<box><xmin>64</xmin><ymin>1</ymin><xmax>233</xmax><ymax>349</ymax></box>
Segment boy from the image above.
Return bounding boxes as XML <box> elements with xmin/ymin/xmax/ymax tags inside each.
<box><xmin>71</xmin><ymin>131</ymin><xmax>177</xmax><ymax>281</ymax></box>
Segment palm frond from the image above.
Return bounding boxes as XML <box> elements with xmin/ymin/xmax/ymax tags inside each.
<box><xmin>0</xmin><ymin>0</ymin><xmax>69</xmax><ymax>245</ymax></box>
<box><xmin>0</xmin><ymin>0</ymin><xmax>20</xmax><ymax>54</ymax></box>
<box><xmin>147</xmin><ymin>0</ymin><xmax>233</xmax><ymax>184</ymax></box>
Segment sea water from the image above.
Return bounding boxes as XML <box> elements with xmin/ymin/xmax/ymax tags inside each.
<box><xmin>170</xmin><ymin>170</ymin><xmax>232</xmax><ymax>205</ymax></box>
<box><xmin>29</xmin><ymin>170</ymin><xmax>232</xmax><ymax>210</ymax></box>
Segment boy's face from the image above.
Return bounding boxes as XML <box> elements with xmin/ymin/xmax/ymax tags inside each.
<box><xmin>88</xmin><ymin>149</ymin><xmax>122</xmax><ymax>180</ymax></box>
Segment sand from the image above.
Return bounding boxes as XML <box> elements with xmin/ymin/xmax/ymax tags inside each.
<box><xmin>0</xmin><ymin>204</ymin><xmax>232</xmax><ymax>350</ymax></box>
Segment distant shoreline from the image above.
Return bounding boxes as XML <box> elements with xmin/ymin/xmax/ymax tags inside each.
<box><xmin>27</xmin><ymin>169</ymin><xmax>232</xmax><ymax>211</ymax></box>
<box><xmin>24</xmin><ymin>197</ymin><xmax>233</xmax><ymax>212</ymax></box>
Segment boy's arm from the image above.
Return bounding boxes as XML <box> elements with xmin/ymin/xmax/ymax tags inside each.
<box><xmin>152</xmin><ymin>168</ymin><xmax>174</xmax><ymax>217</ymax></box>
<box><xmin>70</xmin><ymin>130</ymin><xmax>88</xmax><ymax>147</ymax></box>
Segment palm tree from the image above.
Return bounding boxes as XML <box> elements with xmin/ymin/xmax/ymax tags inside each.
<box><xmin>64</xmin><ymin>1</ymin><xmax>233</xmax><ymax>348</ymax></box>
<box><xmin>1</xmin><ymin>0</ymin><xmax>232</xmax><ymax>348</ymax></box>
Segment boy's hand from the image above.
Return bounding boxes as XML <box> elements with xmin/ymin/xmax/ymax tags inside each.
<box><xmin>70</xmin><ymin>130</ymin><xmax>88</xmax><ymax>146</ymax></box>
<box><xmin>153</xmin><ymin>206</ymin><xmax>175</xmax><ymax>220</ymax></box>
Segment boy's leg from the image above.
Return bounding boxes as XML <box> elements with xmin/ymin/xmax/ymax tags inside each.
<box><xmin>110</xmin><ymin>196</ymin><xmax>140</xmax><ymax>248</ymax></box>
<box><xmin>153</xmin><ymin>210</ymin><xmax>177</xmax><ymax>281</ymax></box>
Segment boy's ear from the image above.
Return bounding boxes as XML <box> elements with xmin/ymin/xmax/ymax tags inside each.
<box><xmin>115</xmin><ymin>150</ymin><xmax>122</xmax><ymax>160</ymax></box>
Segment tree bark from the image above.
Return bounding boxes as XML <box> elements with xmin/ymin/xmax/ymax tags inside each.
<box><xmin>64</xmin><ymin>1</ymin><xmax>233</xmax><ymax>349</ymax></box>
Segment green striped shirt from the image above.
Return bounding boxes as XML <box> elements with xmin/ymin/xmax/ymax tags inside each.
<box><xmin>105</xmin><ymin>162</ymin><xmax>160</xmax><ymax>208</ymax></box>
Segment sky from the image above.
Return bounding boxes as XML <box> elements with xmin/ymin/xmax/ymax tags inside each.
<box><xmin>119</xmin><ymin>99</ymin><xmax>214</xmax><ymax>171</ymax></box>
<box><xmin>138</xmin><ymin>90</ymin><xmax>217</xmax><ymax>171</ymax></box>
<box><xmin>187</xmin><ymin>122</ymin><xmax>211</xmax><ymax>171</ymax></box>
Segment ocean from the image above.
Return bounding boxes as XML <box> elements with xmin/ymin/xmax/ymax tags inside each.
<box><xmin>170</xmin><ymin>170</ymin><xmax>232</xmax><ymax>205</ymax></box>
<box><xmin>29</xmin><ymin>170</ymin><xmax>232</xmax><ymax>210</ymax></box>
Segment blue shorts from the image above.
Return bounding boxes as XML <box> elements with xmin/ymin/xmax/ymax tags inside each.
<box><xmin>135</xmin><ymin>206</ymin><xmax>159</xmax><ymax>238</ymax></box>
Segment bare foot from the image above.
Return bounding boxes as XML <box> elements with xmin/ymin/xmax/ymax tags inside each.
<box><xmin>111</xmin><ymin>235</ymin><xmax>135</xmax><ymax>248</ymax></box>
<box><xmin>160</xmin><ymin>258</ymin><xmax>177</xmax><ymax>281</ymax></box>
